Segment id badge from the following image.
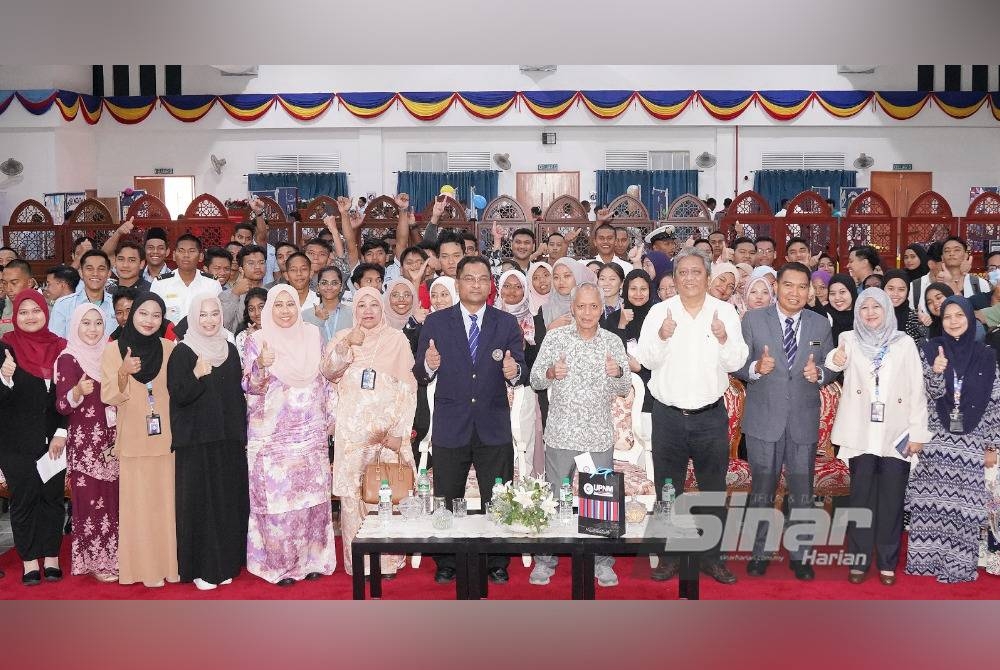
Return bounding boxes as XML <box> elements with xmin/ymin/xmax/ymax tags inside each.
<box><xmin>949</xmin><ymin>409</ymin><xmax>964</xmax><ymax>433</ymax></box>
<box><xmin>870</xmin><ymin>401</ymin><xmax>885</xmax><ymax>423</ymax></box>
<box><xmin>105</xmin><ymin>405</ymin><xmax>117</xmax><ymax>428</ymax></box>
<box><xmin>361</xmin><ymin>368</ymin><xmax>377</xmax><ymax>390</ymax></box>
<box><xmin>146</xmin><ymin>413</ymin><xmax>162</xmax><ymax>437</ymax></box>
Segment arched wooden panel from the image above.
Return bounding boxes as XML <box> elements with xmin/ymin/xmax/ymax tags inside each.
<box><xmin>606</xmin><ymin>194</ymin><xmax>650</xmax><ymax>221</ymax></box>
<box><xmin>542</xmin><ymin>195</ymin><xmax>588</xmax><ymax>222</ymax></box>
<box><xmin>65</xmin><ymin>198</ymin><xmax>114</xmax><ymax>225</ymax></box>
<box><xmin>845</xmin><ymin>190</ymin><xmax>892</xmax><ymax>218</ymax></box>
<box><xmin>184</xmin><ymin>193</ymin><xmax>230</xmax><ymax>220</ymax></box>
<box><xmin>125</xmin><ymin>193</ymin><xmax>171</xmax><ymax>221</ymax></box>
<box><xmin>786</xmin><ymin>190</ymin><xmax>832</xmax><ymax>217</ymax></box>
<box><xmin>8</xmin><ymin>198</ymin><xmax>53</xmax><ymax>226</ymax></box>
<box><xmin>906</xmin><ymin>190</ymin><xmax>953</xmax><ymax>218</ymax></box>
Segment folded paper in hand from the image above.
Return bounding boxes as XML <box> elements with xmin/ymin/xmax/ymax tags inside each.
<box><xmin>36</xmin><ymin>450</ymin><xmax>66</xmax><ymax>484</ymax></box>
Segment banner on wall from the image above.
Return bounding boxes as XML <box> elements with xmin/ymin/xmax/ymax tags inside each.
<box><xmin>251</xmin><ymin>187</ymin><xmax>299</xmax><ymax>215</ymax></box>
<box><xmin>44</xmin><ymin>191</ymin><xmax>86</xmax><ymax>225</ymax></box>
<box><xmin>970</xmin><ymin>186</ymin><xmax>1000</xmax><ymax>203</ymax></box>
<box><xmin>651</xmin><ymin>188</ymin><xmax>669</xmax><ymax>220</ymax></box>
<box><xmin>839</xmin><ymin>186</ymin><xmax>867</xmax><ymax>214</ymax></box>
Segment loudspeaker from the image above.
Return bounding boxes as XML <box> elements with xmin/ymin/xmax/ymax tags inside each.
<box><xmin>541</xmin><ymin>132</ymin><xmax>557</xmax><ymax>145</ymax></box>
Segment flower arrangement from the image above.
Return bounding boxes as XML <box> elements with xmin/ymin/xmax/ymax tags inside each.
<box><xmin>488</xmin><ymin>476</ymin><xmax>558</xmax><ymax>534</ymax></box>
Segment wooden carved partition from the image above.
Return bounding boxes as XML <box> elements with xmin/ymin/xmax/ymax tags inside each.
<box><xmin>900</xmin><ymin>191</ymin><xmax>957</xmax><ymax>264</ymax></box>
<box><xmin>663</xmin><ymin>194</ymin><xmax>714</xmax><ymax>244</ymax></box>
<box><xmin>477</xmin><ymin>195</ymin><xmax>531</xmax><ymax>257</ymax></box>
<box><xmin>295</xmin><ymin>195</ymin><xmax>340</xmax><ymax>247</ymax></box>
<box><xmin>606</xmin><ymin>194</ymin><xmax>654</xmax><ymax>252</ymax></box>
<box><xmin>63</xmin><ymin>198</ymin><xmax>118</xmax><ymax>260</ymax></box>
<box><xmin>782</xmin><ymin>190</ymin><xmax>837</xmax><ymax>260</ymax></box>
<box><xmin>840</xmin><ymin>191</ymin><xmax>897</xmax><ymax>268</ymax></box>
<box><xmin>720</xmin><ymin>190</ymin><xmax>774</xmax><ymax>245</ymax></box>
<box><xmin>121</xmin><ymin>194</ymin><xmax>172</xmax><ymax>248</ymax></box>
<box><xmin>538</xmin><ymin>195</ymin><xmax>592</xmax><ymax>258</ymax></box>
<box><xmin>4</xmin><ymin>199</ymin><xmax>59</xmax><ymax>279</ymax></box>
<box><xmin>960</xmin><ymin>191</ymin><xmax>1000</xmax><ymax>272</ymax></box>
<box><xmin>181</xmin><ymin>194</ymin><xmax>235</xmax><ymax>249</ymax></box>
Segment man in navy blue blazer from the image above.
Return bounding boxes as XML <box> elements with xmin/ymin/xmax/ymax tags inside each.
<box><xmin>414</xmin><ymin>255</ymin><xmax>526</xmax><ymax>585</ymax></box>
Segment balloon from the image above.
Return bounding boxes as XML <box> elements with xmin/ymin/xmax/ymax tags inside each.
<box><xmin>473</xmin><ymin>194</ymin><xmax>487</xmax><ymax>210</ymax></box>
<box><xmin>439</xmin><ymin>185</ymin><xmax>456</xmax><ymax>197</ymax></box>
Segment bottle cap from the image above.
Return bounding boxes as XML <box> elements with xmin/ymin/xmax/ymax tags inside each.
<box><xmin>664</xmin><ymin>478</ymin><xmax>673</xmax><ymax>485</ymax></box>
<box><xmin>419</xmin><ymin>468</ymin><xmax>427</xmax><ymax>474</ymax></box>
<box><xmin>381</xmin><ymin>479</ymin><xmax>389</xmax><ymax>485</ymax></box>
<box><xmin>494</xmin><ymin>477</ymin><xmax>503</xmax><ymax>484</ymax></box>
<box><xmin>562</xmin><ymin>477</ymin><xmax>570</xmax><ymax>484</ymax></box>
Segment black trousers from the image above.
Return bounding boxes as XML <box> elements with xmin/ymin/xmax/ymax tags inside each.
<box><xmin>650</xmin><ymin>399</ymin><xmax>729</xmax><ymax>563</ymax></box>
<box><xmin>432</xmin><ymin>430</ymin><xmax>514</xmax><ymax>571</ymax></box>
<box><xmin>847</xmin><ymin>454</ymin><xmax>910</xmax><ymax>573</ymax></box>
<box><xmin>0</xmin><ymin>452</ymin><xmax>65</xmax><ymax>562</ymax></box>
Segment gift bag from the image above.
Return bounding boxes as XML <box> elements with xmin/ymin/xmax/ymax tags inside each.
<box><xmin>578</xmin><ymin>468</ymin><xmax>626</xmax><ymax>538</ymax></box>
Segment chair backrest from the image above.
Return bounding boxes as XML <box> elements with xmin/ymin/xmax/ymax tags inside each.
<box><xmin>723</xmin><ymin>376</ymin><xmax>746</xmax><ymax>459</ymax></box>
<box><xmin>817</xmin><ymin>381</ymin><xmax>842</xmax><ymax>457</ymax></box>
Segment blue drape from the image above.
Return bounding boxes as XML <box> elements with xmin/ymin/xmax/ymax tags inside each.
<box><xmin>753</xmin><ymin>170</ymin><xmax>857</xmax><ymax>211</ymax></box>
<box><xmin>595</xmin><ymin>170</ymin><xmax>699</xmax><ymax>218</ymax></box>
<box><xmin>247</xmin><ymin>172</ymin><xmax>349</xmax><ymax>201</ymax></box>
<box><xmin>396</xmin><ymin>170</ymin><xmax>499</xmax><ymax>213</ymax></box>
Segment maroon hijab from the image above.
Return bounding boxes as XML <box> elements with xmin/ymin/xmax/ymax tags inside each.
<box><xmin>0</xmin><ymin>289</ymin><xmax>66</xmax><ymax>380</ymax></box>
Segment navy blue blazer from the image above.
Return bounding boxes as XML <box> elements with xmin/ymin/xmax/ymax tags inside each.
<box><xmin>414</xmin><ymin>303</ymin><xmax>526</xmax><ymax>449</ymax></box>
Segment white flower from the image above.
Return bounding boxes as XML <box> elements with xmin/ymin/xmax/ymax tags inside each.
<box><xmin>539</xmin><ymin>495</ymin><xmax>558</xmax><ymax>516</ymax></box>
<box><xmin>514</xmin><ymin>489</ymin><xmax>535</xmax><ymax>509</ymax></box>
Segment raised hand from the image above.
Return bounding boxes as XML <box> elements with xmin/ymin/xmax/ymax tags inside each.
<box><xmin>833</xmin><ymin>341</ymin><xmax>847</xmax><ymax>367</ymax></box>
<box><xmin>605</xmin><ymin>352</ymin><xmax>622</xmax><ymax>378</ymax></box>
<box><xmin>336</xmin><ymin>196</ymin><xmax>352</xmax><ymax>215</ymax></box>
<box><xmin>193</xmin><ymin>356</ymin><xmax>213</xmax><ymax>379</ymax></box>
<box><xmin>258</xmin><ymin>341</ymin><xmax>275</xmax><ymax>369</ymax></box>
<box><xmin>492</xmin><ymin>222</ymin><xmax>504</xmax><ymax>251</ymax></box>
<box><xmin>322</xmin><ymin>213</ymin><xmax>339</xmax><ymax>235</ymax></box>
<box><xmin>618</xmin><ymin>308</ymin><xmax>634</xmax><ymax>329</ymax></box>
<box><xmin>627</xmin><ymin>244</ymin><xmax>643</xmax><ymax>266</ymax></box>
<box><xmin>756</xmin><ymin>345</ymin><xmax>775</xmax><ymax>375</ymax></box>
<box><xmin>803</xmin><ymin>353</ymin><xmax>819</xmax><ymax>383</ymax></box>
<box><xmin>710</xmin><ymin>310</ymin><xmax>727</xmax><ymax>344</ymax></box>
<box><xmin>1</xmin><ymin>349</ymin><xmax>15</xmax><ymax>380</ymax></box>
<box><xmin>394</xmin><ymin>192</ymin><xmax>410</xmax><ymax>211</ymax></box>
<box><xmin>249</xmin><ymin>195</ymin><xmax>264</xmax><ymax>214</ymax></box>
<box><xmin>917</xmin><ymin>308</ymin><xmax>932</xmax><ymax>327</ymax></box>
<box><xmin>75</xmin><ymin>374</ymin><xmax>95</xmax><ymax>398</ymax></box>
<box><xmin>549</xmin><ymin>354</ymin><xmax>569</xmax><ymax>381</ymax></box>
<box><xmin>723</xmin><ymin>247</ymin><xmax>735</xmax><ymax>262</ymax></box>
<box><xmin>413</xmin><ymin>305</ymin><xmax>428</xmax><ymax>324</ymax></box>
<box><xmin>502</xmin><ymin>349</ymin><xmax>518</xmax><ymax>380</ymax></box>
<box><xmin>231</xmin><ymin>269</ymin><xmax>250</xmax><ymax>297</ymax></box>
<box><xmin>532</xmin><ymin>242</ymin><xmax>549</xmax><ymax>260</ymax></box>
<box><xmin>684</xmin><ymin>236</ymin><xmax>695</xmax><ymax>248</ymax></box>
<box><xmin>348</xmin><ymin>209</ymin><xmax>364</xmax><ymax>231</ymax></box>
<box><xmin>659</xmin><ymin>308</ymin><xmax>676</xmax><ymax>341</ymax></box>
<box><xmin>314</xmin><ymin>303</ymin><xmax>330</xmax><ymax>321</ymax></box>
<box><xmin>810</xmin><ymin>252</ymin><xmax>821</xmax><ymax>269</ymax></box>
<box><xmin>595</xmin><ymin>207</ymin><xmax>612</xmax><ymax>223</ymax></box>
<box><xmin>425</xmin><ymin>339</ymin><xmax>441</xmax><ymax>371</ymax></box>
<box><xmin>564</xmin><ymin>227</ymin><xmax>582</xmax><ymax>243</ymax></box>
<box><xmin>932</xmin><ymin>345</ymin><xmax>948</xmax><ymax>374</ymax></box>
<box><xmin>120</xmin><ymin>347</ymin><xmax>141</xmax><ymax>376</ymax></box>
<box><xmin>347</xmin><ymin>327</ymin><xmax>366</xmax><ymax>347</ymax></box>
<box><xmin>734</xmin><ymin>220</ymin><xmax>745</xmax><ymax>236</ymax></box>
<box><xmin>432</xmin><ymin>197</ymin><xmax>447</xmax><ymax>219</ymax></box>
<box><xmin>118</xmin><ymin>216</ymin><xmax>135</xmax><ymax>236</ymax></box>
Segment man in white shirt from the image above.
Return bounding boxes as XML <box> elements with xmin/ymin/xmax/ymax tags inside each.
<box><xmin>638</xmin><ymin>247</ymin><xmax>748</xmax><ymax>585</ymax></box>
<box><xmin>591</xmin><ymin>223</ymin><xmax>633</xmax><ymax>274</ymax></box>
<box><xmin>151</xmin><ymin>234</ymin><xmax>222</xmax><ymax>324</ymax></box>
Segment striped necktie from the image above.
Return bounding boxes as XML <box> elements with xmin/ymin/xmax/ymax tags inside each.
<box><xmin>783</xmin><ymin>316</ymin><xmax>797</xmax><ymax>366</ymax></box>
<box><xmin>468</xmin><ymin>313</ymin><xmax>480</xmax><ymax>362</ymax></box>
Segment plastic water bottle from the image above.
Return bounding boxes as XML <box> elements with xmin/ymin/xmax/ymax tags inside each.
<box><xmin>378</xmin><ymin>479</ymin><xmax>393</xmax><ymax>525</ymax></box>
<box><xmin>492</xmin><ymin>477</ymin><xmax>505</xmax><ymax>503</ymax></box>
<box><xmin>559</xmin><ymin>477</ymin><xmax>574</xmax><ymax>521</ymax></box>
<box><xmin>416</xmin><ymin>468</ymin><xmax>431</xmax><ymax>513</ymax></box>
<box><xmin>661</xmin><ymin>478</ymin><xmax>676</xmax><ymax>520</ymax></box>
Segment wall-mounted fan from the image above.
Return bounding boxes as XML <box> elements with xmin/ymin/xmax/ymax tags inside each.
<box><xmin>853</xmin><ymin>153</ymin><xmax>874</xmax><ymax>169</ymax></box>
<box><xmin>0</xmin><ymin>158</ymin><xmax>24</xmax><ymax>177</ymax></box>
<box><xmin>695</xmin><ymin>152</ymin><xmax>717</xmax><ymax>169</ymax></box>
<box><xmin>493</xmin><ymin>153</ymin><xmax>511</xmax><ymax>170</ymax></box>
<box><xmin>210</xmin><ymin>154</ymin><xmax>227</xmax><ymax>175</ymax></box>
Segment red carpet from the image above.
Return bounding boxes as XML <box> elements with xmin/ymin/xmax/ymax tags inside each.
<box><xmin>2</xmin><ymin>536</ymin><xmax>1000</xmax><ymax>600</ymax></box>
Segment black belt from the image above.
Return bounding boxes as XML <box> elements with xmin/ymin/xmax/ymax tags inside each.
<box><xmin>667</xmin><ymin>398</ymin><xmax>722</xmax><ymax>416</ymax></box>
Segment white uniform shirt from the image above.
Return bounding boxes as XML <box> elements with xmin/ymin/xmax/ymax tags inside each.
<box><xmin>151</xmin><ymin>271</ymin><xmax>223</xmax><ymax>324</ymax></box>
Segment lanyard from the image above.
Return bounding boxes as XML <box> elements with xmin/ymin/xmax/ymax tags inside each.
<box><xmin>871</xmin><ymin>346</ymin><xmax>887</xmax><ymax>401</ymax></box>
<box><xmin>954</xmin><ymin>371</ymin><xmax>964</xmax><ymax>407</ymax></box>
<box><xmin>145</xmin><ymin>382</ymin><xmax>156</xmax><ymax>414</ymax></box>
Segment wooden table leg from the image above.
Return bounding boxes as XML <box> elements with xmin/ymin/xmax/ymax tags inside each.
<box><xmin>456</xmin><ymin>550</ymin><xmax>469</xmax><ymax>600</ymax></box>
<box><xmin>370</xmin><ymin>552</ymin><xmax>383</xmax><ymax>599</ymax></box>
<box><xmin>582</xmin><ymin>551</ymin><xmax>596</xmax><ymax>600</ymax></box>
<box><xmin>352</xmin><ymin>545</ymin><xmax>366</xmax><ymax>600</ymax></box>
<box><xmin>477</xmin><ymin>553</ymin><xmax>488</xmax><ymax>599</ymax></box>
<box><xmin>679</xmin><ymin>553</ymin><xmax>699</xmax><ymax>600</ymax></box>
<box><xmin>571</xmin><ymin>547</ymin><xmax>585</xmax><ymax>600</ymax></box>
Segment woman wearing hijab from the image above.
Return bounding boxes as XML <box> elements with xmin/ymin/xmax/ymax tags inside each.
<box><xmin>100</xmin><ymin>291</ymin><xmax>178</xmax><ymax>587</ymax></box>
<box><xmin>920</xmin><ymin>282</ymin><xmax>955</xmax><ymax>339</ymax></box>
<box><xmin>902</xmin><ymin>243</ymin><xmax>930</xmax><ymax>284</ymax></box>
<box><xmin>827</xmin><ymin>274</ymin><xmax>858</xmax><ymax>345</ymax></box>
<box><xmin>906</xmin><ymin>295</ymin><xmax>1000</xmax><ymax>583</ymax></box>
<box><xmin>603</xmin><ymin>270</ymin><xmax>656</xmax><ymax>412</ymax></box>
<box><xmin>322</xmin><ymin>287</ymin><xmax>417</xmax><ymax>577</ymax></box>
<box><xmin>55</xmin><ymin>305</ymin><xmax>119</xmax><ymax>582</ymax></box>
<box><xmin>741</xmin><ymin>274</ymin><xmax>775</xmax><ymax>317</ymax></box>
<box><xmin>429</xmin><ymin>276</ymin><xmax>458</xmax><ymax>312</ymax></box>
<box><xmin>526</xmin><ymin>262</ymin><xmax>552</xmax><ymax>315</ymax></box>
<box><xmin>641</xmin><ymin>251</ymin><xmax>672</xmax><ymax>283</ymax></box>
<box><xmin>0</xmin><ymin>289</ymin><xmax>68</xmax><ymax>586</ymax></box>
<box><xmin>242</xmin><ymin>285</ymin><xmax>336</xmax><ymax>586</ymax></box>
<box><xmin>882</xmin><ymin>269</ymin><xmax>927</xmax><ymax>342</ymax></box>
<box><xmin>807</xmin><ymin>269</ymin><xmax>831</xmax><ymax>315</ymax></box>
<box><xmin>825</xmin><ymin>288</ymin><xmax>932</xmax><ymax>586</ymax></box>
<box><xmin>498</xmin><ymin>269</ymin><xmax>540</xmax><ymax>475</ymax></box>
<box><xmin>167</xmin><ymin>294</ymin><xmax>249</xmax><ymax>590</ymax></box>
<box><xmin>382</xmin><ymin>277</ymin><xmax>422</xmax><ymax>350</ymax></box>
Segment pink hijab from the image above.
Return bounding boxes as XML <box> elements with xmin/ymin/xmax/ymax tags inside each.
<box><xmin>526</xmin><ymin>262</ymin><xmax>552</xmax><ymax>315</ymax></box>
<box><xmin>252</xmin><ymin>285</ymin><xmax>322</xmax><ymax>388</ymax></box>
<box><xmin>59</xmin><ymin>304</ymin><xmax>106</xmax><ymax>380</ymax></box>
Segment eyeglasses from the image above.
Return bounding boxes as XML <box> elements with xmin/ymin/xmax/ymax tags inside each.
<box><xmin>988</xmin><ymin>264</ymin><xmax>1000</xmax><ymax>272</ymax></box>
<box><xmin>460</xmin><ymin>275</ymin><xmax>492</xmax><ymax>284</ymax></box>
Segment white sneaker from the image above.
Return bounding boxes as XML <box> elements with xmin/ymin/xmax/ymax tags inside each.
<box><xmin>220</xmin><ymin>579</ymin><xmax>233</xmax><ymax>586</ymax></box>
<box><xmin>595</xmin><ymin>565</ymin><xmax>619</xmax><ymax>587</ymax></box>
<box><xmin>529</xmin><ymin>564</ymin><xmax>554</xmax><ymax>586</ymax></box>
<box><xmin>194</xmin><ymin>578</ymin><xmax>217</xmax><ymax>591</ymax></box>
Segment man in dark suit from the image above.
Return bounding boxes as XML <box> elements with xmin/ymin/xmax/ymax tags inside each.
<box><xmin>414</xmin><ymin>255</ymin><xmax>526</xmax><ymax>585</ymax></box>
<box><xmin>734</xmin><ymin>262</ymin><xmax>836</xmax><ymax>581</ymax></box>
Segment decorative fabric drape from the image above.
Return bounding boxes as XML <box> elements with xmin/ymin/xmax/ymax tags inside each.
<box><xmin>395</xmin><ymin>170</ymin><xmax>499</xmax><ymax>212</ymax></box>
<box><xmin>247</xmin><ymin>172</ymin><xmax>349</xmax><ymax>200</ymax></box>
<box><xmin>596</xmin><ymin>169</ymin><xmax>699</xmax><ymax>216</ymax></box>
<box><xmin>753</xmin><ymin>170</ymin><xmax>857</xmax><ymax>211</ymax></box>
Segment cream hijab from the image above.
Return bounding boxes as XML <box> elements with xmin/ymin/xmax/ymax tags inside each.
<box><xmin>181</xmin><ymin>293</ymin><xmax>230</xmax><ymax>367</ymax></box>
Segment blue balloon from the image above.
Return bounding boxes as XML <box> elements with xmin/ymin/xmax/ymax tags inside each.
<box><xmin>473</xmin><ymin>194</ymin><xmax>487</xmax><ymax>210</ymax></box>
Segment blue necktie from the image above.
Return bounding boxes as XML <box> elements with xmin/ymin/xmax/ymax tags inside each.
<box><xmin>468</xmin><ymin>313</ymin><xmax>480</xmax><ymax>362</ymax></box>
<box><xmin>783</xmin><ymin>317</ymin><xmax>797</xmax><ymax>366</ymax></box>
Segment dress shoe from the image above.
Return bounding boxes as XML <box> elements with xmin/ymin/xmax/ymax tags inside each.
<box><xmin>220</xmin><ymin>579</ymin><xmax>232</xmax><ymax>586</ymax></box>
<box><xmin>193</xmin><ymin>578</ymin><xmax>217</xmax><ymax>591</ymax></box>
<box><xmin>789</xmin><ymin>561</ymin><xmax>815</xmax><ymax>581</ymax></box>
<box><xmin>43</xmin><ymin>566</ymin><xmax>63</xmax><ymax>582</ymax></box>
<box><xmin>94</xmin><ymin>572</ymin><xmax>118</xmax><ymax>583</ymax></box>
<box><xmin>879</xmin><ymin>571</ymin><xmax>896</xmax><ymax>586</ymax></box>
<box><xmin>434</xmin><ymin>566</ymin><xmax>456</xmax><ymax>584</ymax></box>
<box><xmin>650</xmin><ymin>559</ymin><xmax>680</xmax><ymax>582</ymax></box>
<box><xmin>304</xmin><ymin>572</ymin><xmax>323</xmax><ymax>581</ymax></box>
<box><xmin>701</xmin><ymin>561</ymin><xmax>738</xmax><ymax>585</ymax></box>
<box><xmin>276</xmin><ymin>577</ymin><xmax>296</xmax><ymax>587</ymax></box>
<box><xmin>143</xmin><ymin>580</ymin><xmax>165</xmax><ymax>588</ymax></box>
<box><xmin>847</xmin><ymin>570</ymin><xmax>866</xmax><ymax>584</ymax></box>
<box><xmin>746</xmin><ymin>559</ymin><xmax>769</xmax><ymax>576</ymax></box>
<box><xmin>488</xmin><ymin>567</ymin><xmax>509</xmax><ymax>584</ymax></box>
<box><xmin>22</xmin><ymin>570</ymin><xmax>42</xmax><ymax>586</ymax></box>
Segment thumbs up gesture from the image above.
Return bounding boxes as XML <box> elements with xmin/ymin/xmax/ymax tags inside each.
<box><xmin>258</xmin><ymin>340</ymin><xmax>275</xmax><ymax>369</ymax></box>
<box><xmin>605</xmin><ymin>352</ymin><xmax>622</xmax><ymax>378</ymax></box>
<box><xmin>75</xmin><ymin>374</ymin><xmax>95</xmax><ymax>398</ymax></box>
<box><xmin>425</xmin><ymin>339</ymin><xmax>441</xmax><ymax>371</ymax></box>
<box><xmin>618</xmin><ymin>308</ymin><xmax>634</xmax><ymax>329</ymax></box>
<box><xmin>803</xmin><ymin>352</ymin><xmax>819</xmax><ymax>383</ymax></box>
<box><xmin>756</xmin><ymin>345</ymin><xmax>775</xmax><ymax>375</ymax></box>
<box><xmin>347</xmin><ymin>327</ymin><xmax>366</xmax><ymax>347</ymax></box>
<box><xmin>917</xmin><ymin>308</ymin><xmax>932</xmax><ymax>327</ymax></box>
<box><xmin>118</xmin><ymin>216</ymin><xmax>135</xmax><ymax>236</ymax></box>
<box><xmin>120</xmin><ymin>346</ymin><xmax>141</xmax><ymax>376</ymax></box>
<box><xmin>932</xmin><ymin>345</ymin><xmax>948</xmax><ymax>374</ymax></box>
<box><xmin>710</xmin><ymin>310</ymin><xmax>727</xmax><ymax>344</ymax></box>
<box><xmin>833</xmin><ymin>341</ymin><xmax>847</xmax><ymax>367</ymax></box>
<box><xmin>502</xmin><ymin>349</ymin><xmax>518</xmax><ymax>380</ymax></box>
<box><xmin>193</xmin><ymin>356</ymin><xmax>213</xmax><ymax>379</ymax></box>
<box><xmin>659</xmin><ymin>308</ymin><xmax>677</xmax><ymax>341</ymax></box>
<box><xmin>1</xmin><ymin>349</ymin><xmax>15</xmax><ymax>380</ymax></box>
<box><xmin>549</xmin><ymin>354</ymin><xmax>569</xmax><ymax>381</ymax></box>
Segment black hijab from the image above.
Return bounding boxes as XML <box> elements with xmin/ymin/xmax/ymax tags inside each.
<box><xmin>904</xmin><ymin>243</ymin><xmax>930</xmax><ymax>283</ymax></box>
<box><xmin>924</xmin><ymin>282</ymin><xmax>955</xmax><ymax>339</ymax></box>
<box><xmin>117</xmin><ymin>292</ymin><xmax>167</xmax><ymax>384</ymax></box>
<box><xmin>827</xmin><ymin>274</ymin><xmax>857</xmax><ymax>345</ymax></box>
<box><xmin>609</xmin><ymin>269</ymin><xmax>656</xmax><ymax>343</ymax></box>
<box><xmin>882</xmin><ymin>269</ymin><xmax>911</xmax><ymax>332</ymax></box>
<box><xmin>922</xmin><ymin>295</ymin><xmax>997</xmax><ymax>434</ymax></box>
